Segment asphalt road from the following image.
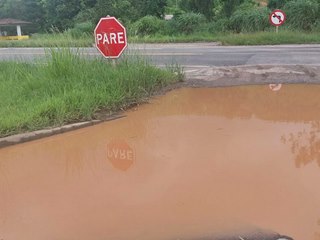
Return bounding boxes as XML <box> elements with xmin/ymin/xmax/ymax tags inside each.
<box><xmin>1</xmin><ymin>44</ymin><xmax>320</xmax><ymax>67</ymax></box>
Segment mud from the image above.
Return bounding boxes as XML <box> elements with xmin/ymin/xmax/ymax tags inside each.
<box><xmin>185</xmin><ymin>65</ymin><xmax>320</xmax><ymax>87</ymax></box>
<box><xmin>1</xmin><ymin>85</ymin><xmax>320</xmax><ymax>240</ymax></box>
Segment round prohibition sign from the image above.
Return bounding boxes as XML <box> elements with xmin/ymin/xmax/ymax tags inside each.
<box><xmin>269</xmin><ymin>9</ymin><xmax>286</xmax><ymax>26</ymax></box>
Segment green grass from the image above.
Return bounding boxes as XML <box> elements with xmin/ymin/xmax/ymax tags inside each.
<box><xmin>216</xmin><ymin>31</ymin><xmax>320</xmax><ymax>45</ymax></box>
<box><xmin>129</xmin><ymin>33</ymin><xmax>217</xmax><ymax>43</ymax></box>
<box><xmin>0</xmin><ymin>32</ymin><xmax>94</xmax><ymax>48</ymax></box>
<box><xmin>1</xmin><ymin>30</ymin><xmax>320</xmax><ymax>47</ymax></box>
<box><xmin>131</xmin><ymin>31</ymin><xmax>320</xmax><ymax>45</ymax></box>
<box><xmin>0</xmin><ymin>49</ymin><xmax>183</xmax><ymax>137</ymax></box>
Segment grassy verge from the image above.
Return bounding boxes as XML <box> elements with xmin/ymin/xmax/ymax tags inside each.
<box><xmin>0</xmin><ymin>49</ymin><xmax>183</xmax><ymax>137</ymax></box>
<box><xmin>0</xmin><ymin>33</ymin><xmax>94</xmax><ymax>48</ymax></box>
<box><xmin>216</xmin><ymin>31</ymin><xmax>320</xmax><ymax>45</ymax></box>
<box><xmin>129</xmin><ymin>33</ymin><xmax>217</xmax><ymax>43</ymax></box>
<box><xmin>0</xmin><ymin>31</ymin><xmax>320</xmax><ymax>47</ymax></box>
<box><xmin>131</xmin><ymin>31</ymin><xmax>320</xmax><ymax>45</ymax></box>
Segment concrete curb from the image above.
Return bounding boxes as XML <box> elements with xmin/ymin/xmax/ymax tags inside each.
<box><xmin>0</xmin><ymin>121</ymin><xmax>100</xmax><ymax>149</ymax></box>
<box><xmin>0</xmin><ymin>115</ymin><xmax>124</xmax><ymax>149</ymax></box>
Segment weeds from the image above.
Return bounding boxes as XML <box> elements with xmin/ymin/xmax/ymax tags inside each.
<box><xmin>1</xmin><ymin>29</ymin><xmax>320</xmax><ymax>47</ymax></box>
<box><xmin>0</xmin><ymin>32</ymin><xmax>93</xmax><ymax>48</ymax></box>
<box><xmin>0</xmin><ymin>48</ymin><xmax>183</xmax><ymax>137</ymax></box>
<box><xmin>217</xmin><ymin>31</ymin><xmax>320</xmax><ymax>45</ymax></box>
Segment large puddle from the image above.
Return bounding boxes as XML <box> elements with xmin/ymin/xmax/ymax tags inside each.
<box><xmin>1</xmin><ymin>85</ymin><xmax>320</xmax><ymax>240</ymax></box>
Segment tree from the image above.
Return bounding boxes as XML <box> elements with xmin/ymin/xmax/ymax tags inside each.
<box><xmin>179</xmin><ymin>0</ymin><xmax>214</xmax><ymax>20</ymax></box>
<box><xmin>44</xmin><ymin>0</ymin><xmax>82</xmax><ymax>30</ymax></box>
<box><xmin>94</xmin><ymin>0</ymin><xmax>139</xmax><ymax>23</ymax></box>
<box><xmin>94</xmin><ymin>0</ymin><xmax>166</xmax><ymax>23</ymax></box>
<box><xmin>223</xmin><ymin>0</ymin><xmax>245</xmax><ymax>17</ymax></box>
<box><xmin>23</xmin><ymin>0</ymin><xmax>46</xmax><ymax>31</ymax></box>
<box><xmin>267</xmin><ymin>0</ymin><xmax>289</xmax><ymax>9</ymax></box>
<box><xmin>70</xmin><ymin>0</ymin><xmax>97</xmax><ymax>23</ymax></box>
<box><xmin>139</xmin><ymin>0</ymin><xmax>167</xmax><ymax>18</ymax></box>
<box><xmin>284</xmin><ymin>0</ymin><xmax>319</xmax><ymax>31</ymax></box>
<box><xmin>0</xmin><ymin>0</ymin><xmax>45</xmax><ymax>32</ymax></box>
<box><xmin>80</xmin><ymin>0</ymin><xmax>97</xmax><ymax>8</ymax></box>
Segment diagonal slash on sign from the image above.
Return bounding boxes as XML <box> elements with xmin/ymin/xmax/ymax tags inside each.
<box><xmin>273</xmin><ymin>14</ymin><xmax>283</xmax><ymax>24</ymax></box>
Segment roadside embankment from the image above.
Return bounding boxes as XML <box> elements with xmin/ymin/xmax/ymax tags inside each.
<box><xmin>185</xmin><ymin>64</ymin><xmax>320</xmax><ymax>87</ymax></box>
<box><xmin>0</xmin><ymin>48</ymin><xmax>182</xmax><ymax>140</ymax></box>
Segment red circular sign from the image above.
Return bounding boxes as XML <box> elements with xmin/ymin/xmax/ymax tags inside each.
<box><xmin>269</xmin><ymin>10</ymin><xmax>286</xmax><ymax>27</ymax></box>
<box><xmin>94</xmin><ymin>16</ymin><xmax>127</xmax><ymax>59</ymax></box>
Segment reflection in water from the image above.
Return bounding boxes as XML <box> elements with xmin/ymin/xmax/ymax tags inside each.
<box><xmin>269</xmin><ymin>83</ymin><xmax>282</xmax><ymax>91</ymax></box>
<box><xmin>317</xmin><ymin>219</ymin><xmax>320</xmax><ymax>239</ymax></box>
<box><xmin>107</xmin><ymin>139</ymin><xmax>135</xmax><ymax>171</ymax></box>
<box><xmin>64</xmin><ymin>145</ymin><xmax>88</xmax><ymax>176</ymax></box>
<box><xmin>0</xmin><ymin>157</ymin><xmax>10</xmax><ymax>233</ymax></box>
<box><xmin>282</xmin><ymin>121</ymin><xmax>320</xmax><ymax>168</ymax></box>
<box><xmin>1</xmin><ymin>85</ymin><xmax>320</xmax><ymax>240</ymax></box>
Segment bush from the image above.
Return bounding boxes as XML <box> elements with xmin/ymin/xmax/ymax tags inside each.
<box><xmin>208</xmin><ymin>18</ymin><xmax>231</xmax><ymax>33</ymax></box>
<box><xmin>229</xmin><ymin>7</ymin><xmax>270</xmax><ymax>32</ymax></box>
<box><xmin>312</xmin><ymin>19</ymin><xmax>320</xmax><ymax>31</ymax></box>
<box><xmin>133</xmin><ymin>16</ymin><xmax>166</xmax><ymax>36</ymax></box>
<box><xmin>69</xmin><ymin>21</ymin><xmax>94</xmax><ymax>38</ymax></box>
<box><xmin>284</xmin><ymin>0</ymin><xmax>319</xmax><ymax>31</ymax></box>
<box><xmin>268</xmin><ymin>0</ymin><xmax>288</xmax><ymax>9</ymax></box>
<box><xmin>73</xmin><ymin>8</ymin><xmax>96</xmax><ymax>23</ymax></box>
<box><xmin>223</xmin><ymin>0</ymin><xmax>246</xmax><ymax>18</ymax></box>
<box><xmin>172</xmin><ymin>13</ymin><xmax>206</xmax><ymax>34</ymax></box>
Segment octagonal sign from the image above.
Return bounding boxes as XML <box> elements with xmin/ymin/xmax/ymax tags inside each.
<box><xmin>94</xmin><ymin>16</ymin><xmax>127</xmax><ymax>59</ymax></box>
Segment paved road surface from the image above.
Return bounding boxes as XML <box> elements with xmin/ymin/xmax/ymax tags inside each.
<box><xmin>1</xmin><ymin>44</ymin><xmax>320</xmax><ymax>67</ymax></box>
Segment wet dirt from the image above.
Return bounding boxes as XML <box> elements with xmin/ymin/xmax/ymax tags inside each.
<box><xmin>1</xmin><ymin>84</ymin><xmax>320</xmax><ymax>240</ymax></box>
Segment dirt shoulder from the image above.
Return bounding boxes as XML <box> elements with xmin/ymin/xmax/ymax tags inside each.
<box><xmin>184</xmin><ymin>64</ymin><xmax>320</xmax><ymax>87</ymax></box>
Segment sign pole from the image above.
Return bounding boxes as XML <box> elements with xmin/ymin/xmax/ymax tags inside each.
<box><xmin>111</xmin><ymin>58</ymin><xmax>117</xmax><ymax>67</ymax></box>
<box><xmin>105</xmin><ymin>15</ymin><xmax>117</xmax><ymax>67</ymax></box>
<box><xmin>276</xmin><ymin>26</ymin><xmax>279</xmax><ymax>34</ymax></box>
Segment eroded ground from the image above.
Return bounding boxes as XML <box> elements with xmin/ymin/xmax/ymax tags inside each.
<box><xmin>1</xmin><ymin>85</ymin><xmax>320</xmax><ymax>240</ymax></box>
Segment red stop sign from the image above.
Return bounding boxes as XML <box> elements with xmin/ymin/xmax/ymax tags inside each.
<box><xmin>94</xmin><ymin>16</ymin><xmax>127</xmax><ymax>59</ymax></box>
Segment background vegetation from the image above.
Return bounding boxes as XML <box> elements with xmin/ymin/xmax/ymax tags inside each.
<box><xmin>0</xmin><ymin>0</ymin><xmax>320</xmax><ymax>39</ymax></box>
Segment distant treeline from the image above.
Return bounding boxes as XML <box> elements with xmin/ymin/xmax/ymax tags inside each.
<box><xmin>0</xmin><ymin>0</ymin><xmax>319</xmax><ymax>35</ymax></box>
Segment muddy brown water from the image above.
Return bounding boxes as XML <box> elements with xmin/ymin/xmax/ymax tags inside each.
<box><xmin>1</xmin><ymin>84</ymin><xmax>320</xmax><ymax>240</ymax></box>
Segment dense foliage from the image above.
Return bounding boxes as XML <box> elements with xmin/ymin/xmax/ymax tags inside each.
<box><xmin>284</xmin><ymin>0</ymin><xmax>320</xmax><ymax>31</ymax></box>
<box><xmin>0</xmin><ymin>0</ymin><xmax>319</xmax><ymax>35</ymax></box>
